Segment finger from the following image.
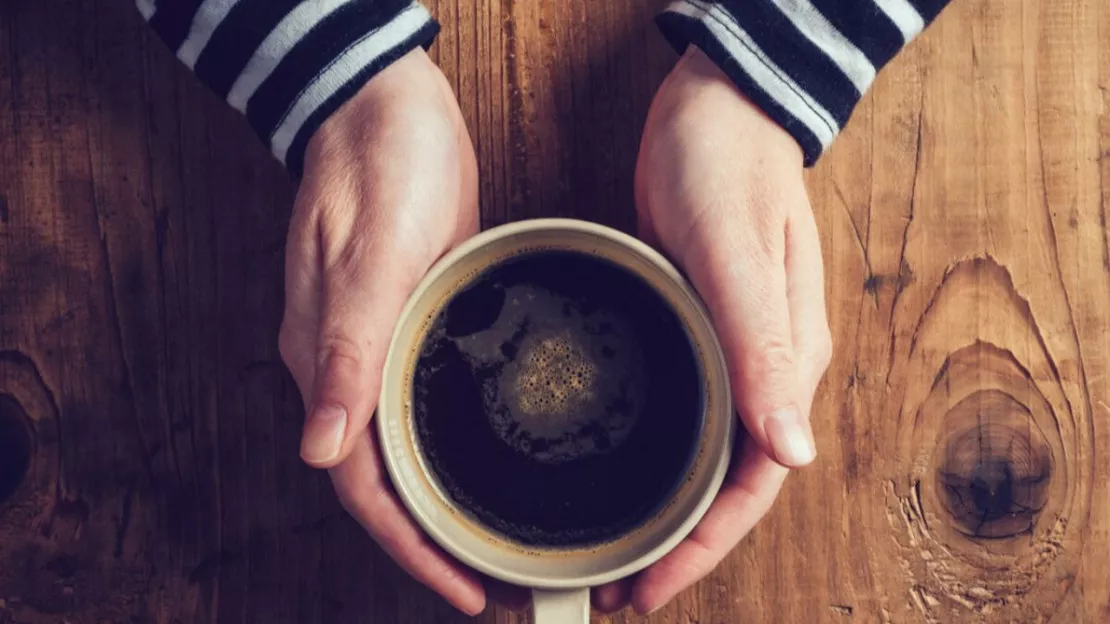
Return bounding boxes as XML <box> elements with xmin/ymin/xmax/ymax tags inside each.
<box><xmin>452</xmin><ymin>115</ymin><xmax>481</xmax><ymax>245</ymax></box>
<box><xmin>633</xmin><ymin>136</ymin><xmax>662</xmax><ymax>251</ymax></box>
<box><xmin>683</xmin><ymin>208</ymin><xmax>816</xmax><ymax>468</ymax></box>
<box><xmin>785</xmin><ymin>206</ymin><xmax>832</xmax><ymax>413</ymax></box>
<box><xmin>300</xmin><ymin>236</ymin><xmax>418</xmax><ymax>468</ymax></box>
<box><xmin>331</xmin><ymin>429</ymin><xmax>486</xmax><ymax>615</ymax></box>
<box><xmin>279</xmin><ymin>200</ymin><xmax>322</xmax><ymax>406</ymax></box>
<box><xmin>635</xmin><ymin>201</ymin><xmax>662</xmax><ymax>250</ymax></box>
<box><xmin>592</xmin><ymin>578</ymin><xmax>634</xmax><ymax>613</ymax></box>
<box><xmin>631</xmin><ymin>434</ymin><xmax>788</xmax><ymax>614</ymax></box>
<box><xmin>278</xmin><ymin>321</ymin><xmax>316</xmax><ymax>408</ymax></box>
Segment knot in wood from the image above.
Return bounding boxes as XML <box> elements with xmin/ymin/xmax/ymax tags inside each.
<box><xmin>0</xmin><ymin>394</ymin><xmax>34</xmax><ymax>505</ymax></box>
<box><xmin>934</xmin><ymin>391</ymin><xmax>1052</xmax><ymax>540</ymax></box>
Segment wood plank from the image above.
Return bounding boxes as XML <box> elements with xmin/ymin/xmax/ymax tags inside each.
<box><xmin>0</xmin><ymin>0</ymin><xmax>1106</xmax><ymax>622</ymax></box>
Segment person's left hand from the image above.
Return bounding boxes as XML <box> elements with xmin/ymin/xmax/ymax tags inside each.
<box><xmin>593</xmin><ymin>46</ymin><xmax>833</xmax><ymax>615</ymax></box>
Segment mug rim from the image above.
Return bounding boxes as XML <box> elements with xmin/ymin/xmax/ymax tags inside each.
<box><xmin>376</xmin><ymin>218</ymin><xmax>734</xmax><ymax>589</ymax></box>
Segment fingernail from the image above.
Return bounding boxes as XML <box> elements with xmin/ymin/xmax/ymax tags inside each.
<box><xmin>301</xmin><ymin>404</ymin><xmax>347</xmax><ymax>464</ymax></box>
<box><xmin>765</xmin><ymin>406</ymin><xmax>816</xmax><ymax>466</ymax></box>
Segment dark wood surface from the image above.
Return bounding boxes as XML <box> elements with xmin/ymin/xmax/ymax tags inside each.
<box><xmin>1</xmin><ymin>0</ymin><xmax>1108</xmax><ymax>622</ymax></box>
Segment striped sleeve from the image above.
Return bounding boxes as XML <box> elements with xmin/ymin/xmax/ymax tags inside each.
<box><xmin>138</xmin><ymin>0</ymin><xmax>440</xmax><ymax>177</ymax></box>
<box><xmin>657</xmin><ymin>0</ymin><xmax>951</xmax><ymax>166</ymax></box>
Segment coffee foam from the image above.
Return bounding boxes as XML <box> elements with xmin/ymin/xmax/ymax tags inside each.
<box><xmin>442</xmin><ymin>283</ymin><xmax>645</xmax><ymax>464</ymax></box>
<box><xmin>513</xmin><ymin>334</ymin><xmax>597</xmax><ymax>417</ymax></box>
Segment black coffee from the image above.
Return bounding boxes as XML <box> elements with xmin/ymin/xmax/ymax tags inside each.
<box><xmin>412</xmin><ymin>250</ymin><xmax>702</xmax><ymax>548</ymax></box>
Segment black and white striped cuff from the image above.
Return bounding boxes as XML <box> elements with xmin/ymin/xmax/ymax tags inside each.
<box><xmin>658</xmin><ymin>0</ymin><xmax>933</xmax><ymax>166</ymax></box>
<box><xmin>139</xmin><ymin>0</ymin><xmax>439</xmax><ymax>177</ymax></box>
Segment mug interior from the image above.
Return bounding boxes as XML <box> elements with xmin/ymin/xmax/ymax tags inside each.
<box><xmin>377</xmin><ymin>219</ymin><xmax>733</xmax><ymax>589</ymax></box>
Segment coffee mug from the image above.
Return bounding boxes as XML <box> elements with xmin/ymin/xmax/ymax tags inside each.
<box><xmin>377</xmin><ymin>219</ymin><xmax>734</xmax><ymax>622</ymax></box>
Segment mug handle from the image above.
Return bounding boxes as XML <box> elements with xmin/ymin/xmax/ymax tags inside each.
<box><xmin>533</xmin><ymin>588</ymin><xmax>589</xmax><ymax>623</ymax></box>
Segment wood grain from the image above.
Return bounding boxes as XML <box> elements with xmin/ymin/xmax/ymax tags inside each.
<box><xmin>1</xmin><ymin>0</ymin><xmax>1107</xmax><ymax>622</ymax></box>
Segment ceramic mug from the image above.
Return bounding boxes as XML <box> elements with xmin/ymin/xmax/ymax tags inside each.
<box><xmin>377</xmin><ymin>219</ymin><xmax>734</xmax><ymax>623</ymax></box>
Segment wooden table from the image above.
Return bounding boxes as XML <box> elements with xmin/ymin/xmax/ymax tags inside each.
<box><xmin>1</xmin><ymin>0</ymin><xmax>1107</xmax><ymax>622</ymax></box>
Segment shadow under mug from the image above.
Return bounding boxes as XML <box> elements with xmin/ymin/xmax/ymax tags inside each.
<box><xmin>377</xmin><ymin>219</ymin><xmax>734</xmax><ymax>623</ymax></box>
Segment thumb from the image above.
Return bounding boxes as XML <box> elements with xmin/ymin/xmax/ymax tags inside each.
<box><xmin>299</xmin><ymin>246</ymin><xmax>417</xmax><ymax>469</ymax></box>
<box><xmin>684</xmin><ymin>213</ymin><xmax>816</xmax><ymax>469</ymax></box>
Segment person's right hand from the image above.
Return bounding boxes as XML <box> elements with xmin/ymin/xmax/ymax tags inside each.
<box><xmin>277</xmin><ymin>48</ymin><xmax>488</xmax><ymax>615</ymax></box>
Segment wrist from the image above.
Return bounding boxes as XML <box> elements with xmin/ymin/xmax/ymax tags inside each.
<box><xmin>303</xmin><ymin>47</ymin><xmax>448</xmax><ymax>175</ymax></box>
<box><xmin>664</xmin><ymin>46</ymin><xmax>803</xmax><ymax>167</ymax></box>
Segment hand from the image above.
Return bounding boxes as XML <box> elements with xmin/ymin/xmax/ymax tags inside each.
<box><xmin>278</xmin><ymin>48</ymin><xmax>487</xmax><ymax>615</ymax></box>
<box><xmin>593</xmin><ymin>47</ymin><xmax>833</xmax><ymax>615</ymax></box>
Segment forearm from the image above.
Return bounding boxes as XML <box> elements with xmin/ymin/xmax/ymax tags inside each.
<box><xmin>657</xmin><ymin>0</ymin><xmax>951</xmax><ymax>165</ymax></box>
<box><xmin>138</xmin><ymin>0</ymin><xmax>439</xmax><ymax>176</ymax></box>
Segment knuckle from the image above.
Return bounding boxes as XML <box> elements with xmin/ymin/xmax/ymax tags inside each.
<box><xmin>754</xmin><ymin>340</ymin><xmax>796</xmax><ymax>377</ymax></box>
<box><xmin>316</xmin><ymin>333</ymin><xmax>366</xmax><ymax>371</ymax></box>
<box><xmin>736</xmin><ymin>337</ymin><xmax>797</xmax><ymax>395</ymax></box>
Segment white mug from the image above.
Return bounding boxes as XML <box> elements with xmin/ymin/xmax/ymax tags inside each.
<box><xmin>377</xmin><ymin>219</ymin><xmax>734</xmax><ymax>623</ymax></box>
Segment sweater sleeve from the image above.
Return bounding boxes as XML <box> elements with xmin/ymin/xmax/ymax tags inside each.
<box><xmin>137</xmin><ymin>0</ymin><xmax>440</xmax><ymax>177</ymax></box>
<box><xmin>657</xmin><ymin>0</ymin><xmax>951</xmax><ymax>166</ymax></box>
